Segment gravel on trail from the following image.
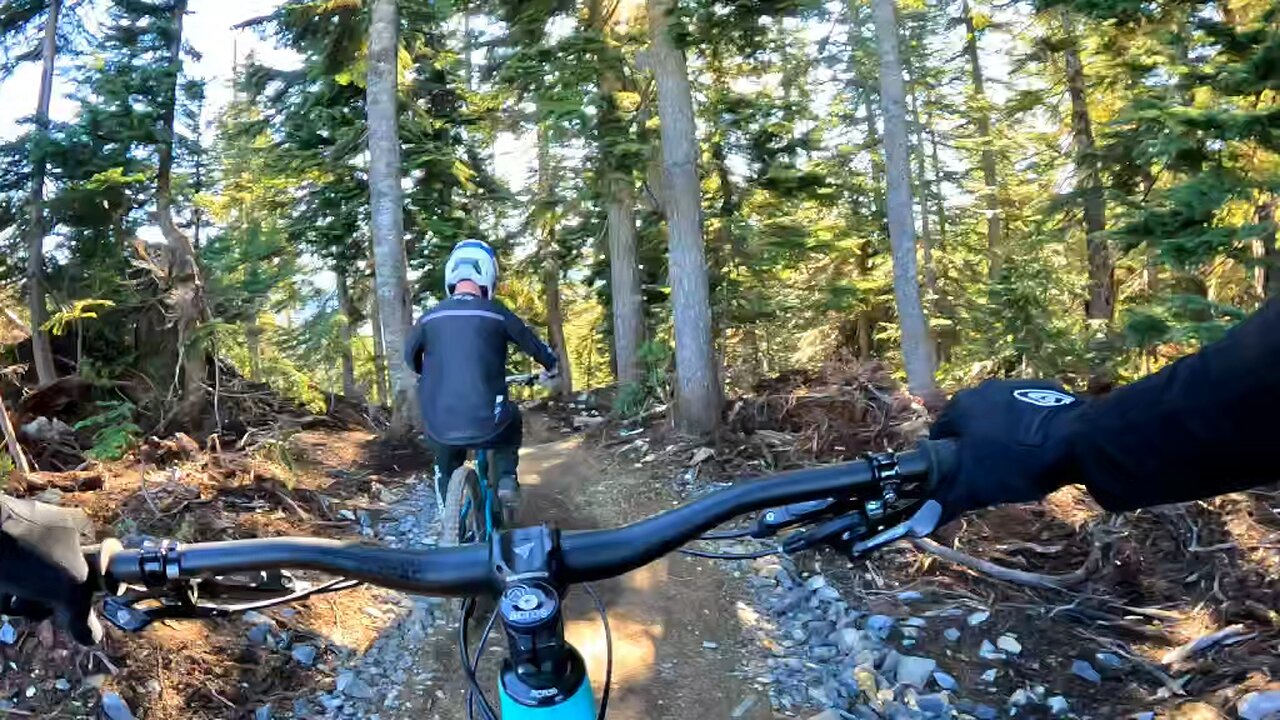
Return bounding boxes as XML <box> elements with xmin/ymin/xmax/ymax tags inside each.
<box><xmin>236</xmin><ymin>432</ymin><xmax>1167</xmax><ymax>720</ymax></box>
<box><xmin>262</xmin><ymin>475</ymin><xmax>449</xmax><ymax>719</ymax></box>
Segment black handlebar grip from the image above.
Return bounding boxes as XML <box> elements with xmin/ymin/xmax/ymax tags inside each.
<box><xmin>919</xmin><ymin>438</ymin><xmax>959</xmax><ymax>493</ymax></box>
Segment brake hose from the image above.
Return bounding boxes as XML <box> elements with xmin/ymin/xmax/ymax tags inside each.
<box><xmin>678</xmin><ymin>546</ymin><xmax>781</xmax><ymax>560</ymax></box>
<box><xmin>460</xmin><ymin>598</ymin><xmax>499</xmax><ymax>720</ymax></box>
<box><xmin>460</xmin><ymin>587</ymin><xmax>614</xmax><ymax>720</ymax></box>
<box><xmin>584</xmin><ymin>582</ymin><xmax>613</xmax><ymax>720</ymax></box>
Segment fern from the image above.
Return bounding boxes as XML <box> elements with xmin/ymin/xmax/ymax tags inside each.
<box><xmin>611</xmin><ymin>341</ymin><xmax>674</xmax><ymax>419</ymax></box>
<box><xmin>73</xmin><ymin>401</ymin><xmax>141</xmax><ymax>461</ymax></box>
<box><xmin>41</xmin><ymin>299</ymin><xmax>116</xmax><ymax>336</ymax></box>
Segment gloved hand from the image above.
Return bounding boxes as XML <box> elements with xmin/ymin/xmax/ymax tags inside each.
<box><xmin>927</xmin><ymin>379</ymin><xmax>1085</xmax><ymax>524</ymax></box>
<box><xmin>0</xmin><ymin>497</ymin><xmax>104</xmax><ymax>644</ymax></box>
<box><xmin>538</xmin><ymin>367</ymin><xmax>560</xmax><ymax>389</ymax></box>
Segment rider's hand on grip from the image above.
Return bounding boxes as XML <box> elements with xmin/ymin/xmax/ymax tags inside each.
<box><xmin>0</xmin><ymin>497</ymin><xmax>105</xmax><ymax>644</ymax></box>
<box><xmin>927</xmin><ymin>379</ymin><xmax>1084</xmax><ymax>524</ymax></box>
<box><xmin>538</xmin><ymin>368</ymin><xmax>560</xmax><ymax>389</ymax></box>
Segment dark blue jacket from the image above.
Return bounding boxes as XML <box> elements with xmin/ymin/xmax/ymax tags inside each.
<box><xmin>406</xmin><ymin>293</ymin><xmax>557</xmax><ymax>446</ymax></box>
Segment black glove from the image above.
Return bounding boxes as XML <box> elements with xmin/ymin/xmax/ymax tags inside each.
<box><xmin>928</xmin><ymin>379</ymin><xmax>1085</xmax><ymax>523</ymax></box>
<box><xmin>0</xmin><ymin>497</ymin><xmax>103</xmax><ymax>644</ymax></box>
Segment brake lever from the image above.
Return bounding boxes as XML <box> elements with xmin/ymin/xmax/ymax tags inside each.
<box><xmin>101</xmin><ymin>571</ymin><xmax>359</xmax><ymax>633</ymax></box>
<box><xmin>849</xmin><ymin>500</ymin><xmax>943</xmax><ymax>556</ymax></box>
<box><xmin>752</xmin><ymin>498</ymin><xmax>837</xmax><ymax>537</ymax></box>
<box><xmin>781</xmin><ymin>512</ymin><xmax>869</xmax><ymax>554</ymax></box>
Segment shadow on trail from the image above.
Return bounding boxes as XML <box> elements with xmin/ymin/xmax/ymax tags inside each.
<box><xmin>509</xmin><ymin>435</ymin><xmax>769</xmax><ymax>720</ymax></box>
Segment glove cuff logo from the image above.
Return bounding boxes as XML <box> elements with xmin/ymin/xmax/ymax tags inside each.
<box><xmin>1012</xmin><ymin>389</ymin><xmax>1076</xmax><ymax>407</ymax></box>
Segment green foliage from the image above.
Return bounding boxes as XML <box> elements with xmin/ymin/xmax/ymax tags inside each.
<box><xmin>41</xmin><ymin>299</ymin><xmax>114</xmax><ymax>336</ymax></box>
<box><xmin>612</xmin><ymin>341</ymin><xmax>673</xmax><ymax>419</ymax></box>
<box><xmin>6</xmin><ymin>0</ymin><xmax>1280</xmax><ymax>434</ymax></box>
<box><xmin>73</xmin><ymin>401</ymin><xmax>141</xmax><ymax>461</ymax></box>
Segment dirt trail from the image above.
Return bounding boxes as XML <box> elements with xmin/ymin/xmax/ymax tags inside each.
<box><xmin>391</xmin><ymin>417</ymin><xmax>771</xmax><ymax>719</ymax></box>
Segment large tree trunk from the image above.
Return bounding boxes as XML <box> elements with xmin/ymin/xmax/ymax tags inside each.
<box><xmin>928</xmin><ymin>124</ymin><xmax>947</xmax><ymax>247</ymax></box>
<box><xmin>244</xmin><ymin>313</ymin><xmax>262</xmax><ymax>382</ymax></box>
<box><xmin>1063</xmin><ymin>16</ymin><xmax>1111</xmax><ymax>324</ymax></box>
<box><xmin>336</xmin><ymin>270</ymin><xmax>360</xmax><ymax>398</ymax></box>
<box><xmin>366</xmin><ymin>0</ymin><xmax>415</xmax><ymax>433</ymax></box>
<box><xmin>962</xmin><ymin>0</ymin><xmax>1002</xmax><ymax>280</ymax></box>
<box><xmin>535</xmin><ymin>122</ymin><xmax>574</xmax><ymax>397</ymax></box>
<box><xmin>156</xmin><ymin>0</ymin><xmax>207</xmax><ymax>424</ymax></box>
<box><xmin>647</xmin><ymin>0</ymin><xmax>721</xmax><ymax>436</ymax></box>
<box><xmin>606</xmin><ymin>186</ymin><xmax>644</xmax><ymax>385</ymax></box>
<box><xmin>909</xmin><ymin>62</ymin><xmax>936</xmax><ymax>301</ymax></box>
<box><xmin>872</xmin><ymin>0</ymin><xmax>937</xmax><ymax>395</ymax></box>
<box><xmin>590</xmin><ymin>0</ymin><xmax>645</xmax><ymax>387</ymax></box>
<box><xmin>1255</xmin><ymin>199</ymin><xmax>1280</xmax><ymax>300</ymax></box>
<box><xmin>856</xmin><ymin>73</ymin><xmax>885</xmax><ymax>360</ymax></box>
<box><xmin>368</xmin><ymin>279</ymin><xmax>389</xmax><ymax>406</ymax></box>
<box><xmin>25</xmin><ymin>0</ymin><xmax>61</xmax><ymax>386</ymax></box>
<box><xmin>856</xmin><ymin>240</ymin><xmax>874</xmax><ymax>361</ymax></box>
<box><xmin>543</xmin><ymin>260</ymin><xmax>572</xmax><ymax>394</ymax></box>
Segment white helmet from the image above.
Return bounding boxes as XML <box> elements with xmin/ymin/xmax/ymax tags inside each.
<box><xmin>444</xmin><ymin>239</ymin><xmax>499</xmax><ymax>298</ymax></box>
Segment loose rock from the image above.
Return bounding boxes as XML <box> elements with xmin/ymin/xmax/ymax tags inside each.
<box><xmin>967</xmin><ymin>610</ymin><xmax>990</xmax><ymax>626</ymax></box>
<box><xmin>866</xmin><ymin>614</ymin><xmax>895</xmax><ymax>640</ymax></box>
<box><xmin>1094</xmin><ymin>652</ymin><xmax>1126</xmax><ymax>672</ymax></box>
<box><xmin>917</xmin><ymin>693</ymin><xmax>950</xmax><ymax>715</ymax></box>
<box><xmin>101</xmin><ymin>692</ymin><xmax>137</xmax><ymax>720</ymax></box>
<box><xmin>248</xmin><ymin>623</ymin><xmax>273</xmax><ymax>646</ymax></box>
<box><xmin>996</xmin><ymin>635</ymin><xmax>1022</xmax><ymax>655</ymax></box>
<box><xmin>978</xmin><ymin>639</ymin><xmax>1006</xmax><ymax>661</ymax></box>
<box><xmin>1071</xmin><ymin>658</ymin><xmax>1102</xmax><ymax>684</ymax></box>
<box><xmin>292</xmin><ymin>644</ymin><xmax>318</xmax><ymax>667</ymax></box>
<box><xmin>1047</xmin><ymin>695</ymin><xmax>1070</xmax><ymax>716</ymax></box>
<box><xmin>895</xmin><ymin>655</ymin><xmax>937</xmax><ymax>688</ymax></box>
<box><xmin>933</xmin><ymin>671</ymin><xmax>958</xmax><ymax>691</ymax></box>
<box><xmin>1239</xmin><ymin>690</ymin><xmax>1280</xmax><ymax>720</ymax></box>
<box><xmin>972</xmin><ymin>704</ymin><xmax>998</xmax><ymax>720</ymax></box>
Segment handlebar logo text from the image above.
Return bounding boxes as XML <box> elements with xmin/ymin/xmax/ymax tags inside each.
<box><xmin>1012</xmin><ymin>389</ymin><xmax>1076</xmax><ymax>407</ymax></box>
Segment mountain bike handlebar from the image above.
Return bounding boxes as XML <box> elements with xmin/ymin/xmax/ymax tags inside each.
<box><xmin>97</xmin><ymin>440</ymin><xmax>957</xmax><ymax>594</ymax></box>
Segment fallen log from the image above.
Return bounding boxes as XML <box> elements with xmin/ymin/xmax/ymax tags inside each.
<box><xmin>10</xmin><ymin>468</ymin><xmax>106</xmax><ymax>494</ymax></box>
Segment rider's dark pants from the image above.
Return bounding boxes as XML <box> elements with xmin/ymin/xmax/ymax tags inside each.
<box><xmin>427</xmin><ymin>407</ymin><xmax>523</xmax><ymax>489</ymax></box>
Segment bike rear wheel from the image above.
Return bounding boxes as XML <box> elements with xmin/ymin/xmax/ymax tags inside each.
<box><xmin>440</xmin><ymin>466</ymin><xmax>484</xmax><ymax>624</ymax></box>
<box><xmin>441</xmin><ymin>465</ymin><xmax>484</xmax><ymax>547</ymax></box>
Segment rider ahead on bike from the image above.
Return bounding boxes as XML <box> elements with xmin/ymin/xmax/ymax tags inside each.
<box><xmin>405</xmin><ymin>239</ymin><xmax>559</xmax><ymax>516</ymax></box>
<box><xmin>5</xmin><ymin>298</ymin><xmax>1278</xmax><ymax>644</ymax></box>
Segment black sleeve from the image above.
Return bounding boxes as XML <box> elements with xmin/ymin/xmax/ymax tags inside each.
<box><xmin>1069</xmin><ymin>298</ymin><xmax>1280</xmax><ymax>511</ymax></box>
<box><xmin>494</xmin><ymin>302</ymin><xmax>558</xmax><ymax>370</ymax></box>
<box><xmin>405</xmin><ymin>318</ymin><xmax>425</xmax><ymax>375</ymax></box>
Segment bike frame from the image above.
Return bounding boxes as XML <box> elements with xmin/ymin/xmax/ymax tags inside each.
<box><xmin>460</xmin><ymin>449</ymin><xmax>500</xmax><ymax>539</ymax></box>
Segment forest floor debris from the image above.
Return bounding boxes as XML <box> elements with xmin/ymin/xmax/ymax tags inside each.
<box><xmin>0</xmin><ymin>426</ymin><xmax>431</xmax><ymax>719</ymax></box>
<box><xmin>606</xmin><ymin>361</ymin><xmax>1280</xmax><ymax>718</ymax></box>
<box><xmin>0</xmin><ymin>362</ymin><xmax>1275</xmax><ymax>718</ymax></box>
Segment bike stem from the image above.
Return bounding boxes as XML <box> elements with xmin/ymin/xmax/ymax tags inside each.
<box><xmin>490</xmin><ymin>526</ymin><xmax>593</xmax><ymax>711</ymax></box>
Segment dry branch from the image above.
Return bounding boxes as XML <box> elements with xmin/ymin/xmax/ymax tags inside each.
<box><xmin>0</xmin><ymin>393</ymin><xmax>30</xmax><ymax>474</ymax></box>
<box><xmin>910</xmin><ymin>537</ymin><xmax>1097</xmax><ymax>590</ymax></box>
<box><xmin>11</xmin><ymin>468</ymin><xmax>105</xmax><ymax>494</ymax></box>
